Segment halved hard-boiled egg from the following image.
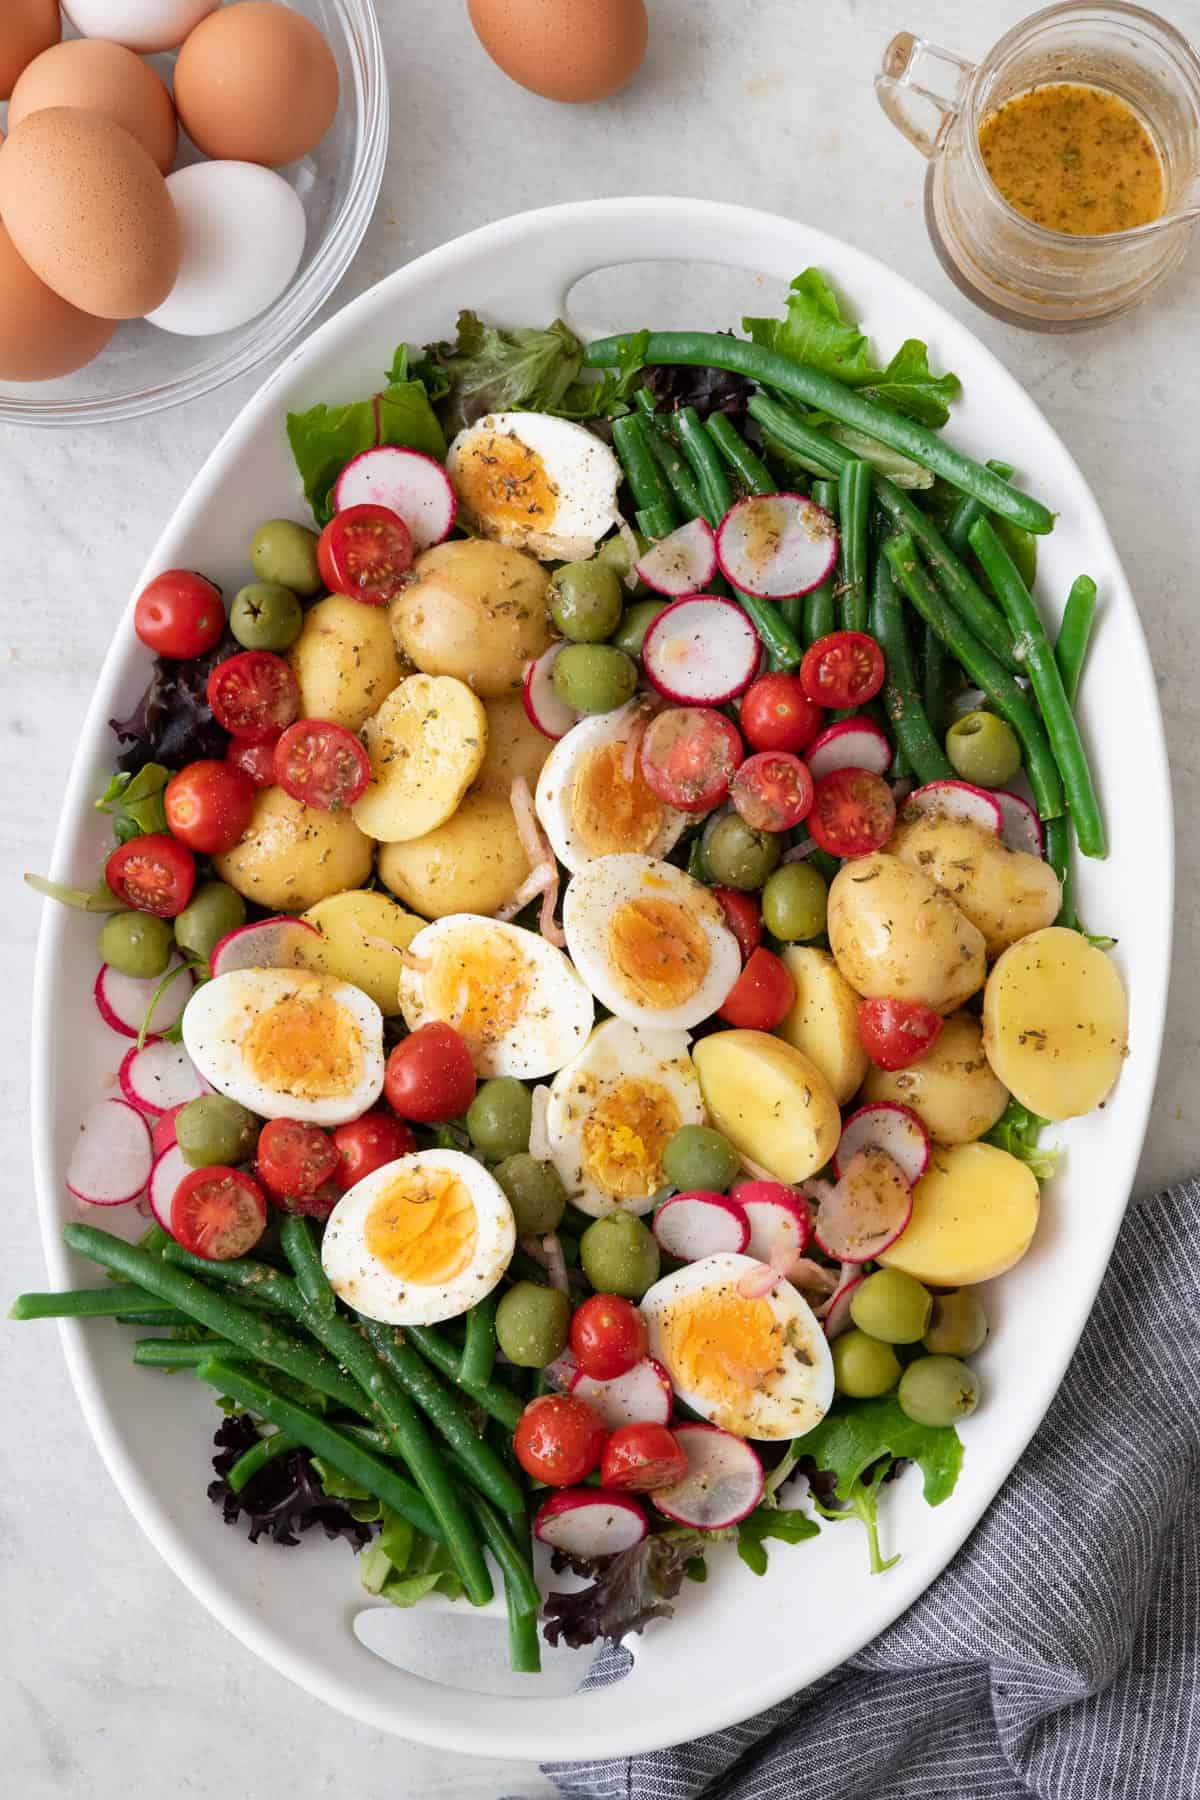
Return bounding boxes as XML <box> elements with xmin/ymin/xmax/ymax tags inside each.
<box><xmin>181</xmin><ymin>968</ymin><xmax>384</xmax><ymax>1126</ymax></box>
<box><xmin>446</xmin><ymin>411</ymin><xmax>621</xmax><ymax>561</ymax></box>
<box><xmin>397</xmin><ymin>914</ymin><xmax>593</xmax><ymax>1079</ymax></box>
<box><xmin>563</xmin><ymin>853</ymin><xmax>741</xmax><ymax>1031</ymax></box>
<box><xmin>641</xmin><ymin>1252</ymin><xmax>835</xmax><ymax>1440</ymax></box>
<box><xmin>545</xmin><ymin>1017</ymin><xmax>704</xmax><ymax>1217</ymax></box>
<box><xmin>535</xmin><ymin>702</ymin><xmax>688</xmax><ymax>875</ymax></box>
<box><xmin>320</xmin><ymin>1149</ymin><xmax>516</xmax><ymax>1325</ymax></box>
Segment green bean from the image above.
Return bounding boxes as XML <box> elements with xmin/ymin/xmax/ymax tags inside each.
<box><xmin>634</xmin><ymin>394</ymin><xmax>708</xmax><ymax>520</ymax></box>
<box><xmin>133</xmin><ymin>1338</ymin><xmax>255</xmax><ymax>1368</ymax></box>
<box><xmin>278</xmin><ymin>1211</ymin><xmax>335</xmax><ymax>1319</ymax></box>
<box><xmin>226</xmin><ymin>1427</ymin><xmax>299</xmax><ymax>1494</ymax></box>
<box><xmin>800</xmin><ymin>478</ymin><xmax>838</xmax><ymax>645</ymax></box>
<box><xmin>1055</xmin><ymin>575</ymin><xmax>1098</xmax><ymax>707</ymax></box>
<box><xmin>1044</xmin><ymin>814</ymin><xmax>1077</xmax><ymax>929</ymax></box>
<box><xmin>968</xmin><ymin>519</ymin><xmax>1104</xmax><ymax>857</ymax></box>
<box><xmin>10</xmin><ymin>1283</ymin><xmax>179</xmax><ymax>1321</ymax></box>
<box><xmin>460</xmin><ymin>1293</ymin><xmax>498</xmax><ymax>1389</ymax></box>
<box><xmin>405</xmin><ymin>1325</ymin><xmax>525</xmax><ymax>1431</ymax></box>
<box><xmin>463</xmin><ymin>1488</ymin><xmax>541</xmax><ymax>1622</ymax></box>
<box><xmin>869</xmin><ymin>546</ymin><xmax>953</xmax><ymax>785</ymax></box>
<box><xmin>114</xmin><ymin>1308</ymin><xmax>191</xmax><ymax>1327</ymax></box>
<box><xmin>921</xmin><ymin>622</ymin><xmax>950</xmax><ymax>738</ymax></box>
<box><xmin>944</xmin><ymin>459</ymin><xmax>1015</xmax><ymax>555</ymax></box>
<box><xmin>586</xmin><ymin>332</ymin><xmax>1055</xmax><ymax>533</ymax></box>
<box><xmin>882</xmin><ymin>534</ymin><xmax>1064</xmax><ymax>822</ymax></box>
<box><xmin>707</xmin><ymin>411</ymin><xmax>775</xmax><ymax>495</ymax></box>
<box><xmin>611</xmin><ymin>414</ymin><xmax>677</xmax><ymax>541</ymax></box>
<box><xmin>837</xmin><ymin>459</ymin><xmax>872</xmax><ymax>633</ymax></box>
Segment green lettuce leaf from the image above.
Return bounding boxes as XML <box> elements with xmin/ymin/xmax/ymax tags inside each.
<box><xmin>355</xmin><ymin>1503</ymin><xmax>464</xmax><ymax>1609</ymax></box>
<box><xmin>423</xmin><ymin>312</ymin><xmax>646</xmax><ymax>433</ymax></box>
<box><xmin>286</xmin><ymin>376</ymin><xmax>446</xmax><ymax>527</ymax></box>
<box><xmin>95</xmin><ymin>762</ymin><xmax>171</xmax><ymax>841</ymax></box>
<box><xmin>736</xmin><ymin>1502</ymin><xmax>819</xmax><ymax>1576</ymax></box>
<box><xmin>983</xmin><ymin>1097</ymin><xmax>1060</xmax><ymax>1181</ymax></box>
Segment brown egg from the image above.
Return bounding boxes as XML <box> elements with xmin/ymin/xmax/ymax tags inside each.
<box><xmin>0</xmin><ymin>0</ymin><xmax>60</xmax><ymax>103</ymax></box>
<box><xmin>0</xmin><ymin>218</ymin><xmax>118</xmax><ymax>381</ymax></box>
<box><xmin>0</xmin><ymin>110</ymin><xmax>181</xmax><ymax>320</ymax></box>
<box><xmin>467</xmin><ymin>0</ymin><xmax>648</xmax><ymax>102</ymax></box>
<box><xmin>174</xmin><ymin>2</ymin><xmax>339</xmax><ymax>168</ymax></box>
<box><xmin>9</xmin><ymin>40</ymin><xmax>179</xmax><ymax>175</ymax></box>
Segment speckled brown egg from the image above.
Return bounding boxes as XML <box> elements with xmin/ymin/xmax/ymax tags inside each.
<box><xmin>0</xmin><ymin>218</ymin><xmax>119</xmax><ymax>381</ymax></box>
<box><xmin>173</xmin><ymin>2</ymin><xmax>340</xmax><ymax>168</ymax></box>
<box><xmin>0</xmin><ymin>109</ymin><xmax>181</xmax><ymax>319</ymax></box>
<box><xmin>467</xmin><ymin>0</ymin><xmax>648</xmax><ymax>102</ymax></box>
<box><xmin>0</xmin><ymin>0</ymin><xmax>60</xmax><ymax>102</ymax></box>
<box><xmin>9</xmin><ymin>40</ymin><xmax>179</xmax><ymax>174</ymax></box>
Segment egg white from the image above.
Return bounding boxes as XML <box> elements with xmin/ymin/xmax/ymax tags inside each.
<box><xmin>535</xmin><ymin>703</ymin><xmax>688</xmax><ymax>876</ymax></box>
<box><xmin>446</xmin><ymin>411</ymin><xmax>621</xmax><ymax>561</ymax></box>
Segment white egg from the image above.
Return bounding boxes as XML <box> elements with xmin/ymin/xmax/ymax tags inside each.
<box><xmin>146</xmin><ymin>162</ymin><xmax>307</xmax><ymax>337</ymax></box>
<box><xmin>321</xmin><ymin>1149</ymin><xmax>516</xmax><ymax>1326</ymax></box>
<box><xmin>446</xmin><ymin>412</ymin><xmax>621</xmax><ymax>561</ymax></box>
<box><xmin>545</xmin><ymin>1017</ymin><xmax>704</xmax><ymax>1218</ymax></box>
<box><xmin>64</xmin><ymin>0</ymin><xmax>219</xmax><ymax>53</ymax></box>
<box><xmin>181</xmin><ymin>968</ymin><xmax>384</xmax><ymax>1126</ymax></box>
<box><xmin>397</xmin><ymin>914</ymin><xmax>593</xmax><ymax>1080</ymax></box>
<box><xmin>641</xmin><ymin>1253</ymin><xmax>835</xmax><ymax>1440</ymax></box>
<box><xmin>563</xmin><ymin>853</ymin><xmax>741</xmax><ymax>1032</ymax></box>
<box><xmin>535</xmin><ymin>701</ymin><xmax>687</xmax><ymax>875</ymax></box>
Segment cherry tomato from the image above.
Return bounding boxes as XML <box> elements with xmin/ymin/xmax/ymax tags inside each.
<box><xmin>273</xmin><ymin>719</ymin><xmax>371</xmax><ymax>812</ymax></box>
<box><xmin>638</xmin><ymin>706</ymin><xmax>743</xmax><ymax>813</ymax></box>
<box><xmin>800</xmin><ymin>631</ymin><xmax>886</xmax><ymax>709</ymax></box>
<box><xmin>271</xmin><ymin>1180</ymin><xmax>341</xmax><ymax>1222</ymax></box>
<box><xmin>134</xmin><ymin>570</ymin><xmax>225</xmax><ymax>660</ymax></box>
<box><xmin>331</xmin><ymin>1112</ymin><xmax>416</xmax><ymax>1189</ymax></box>
<box><xmin>807</xmin><ymin>767</ymin><xmax>896</xmax><ymax>857</ymax></box>
<box><xmin>171</xmin><ymin>1166</ymin><xmax>266</xmax><ymax>1261</ymax></box>
<box><xmin>384</xmin><ymin>1023</ymin><xmax>477</xmax><ymax>1124</ymax></box>
<box><xmin>256</xmin><ymin>1118</ymin><xmax>340</xmax><ymax>1199</ymax></box>
<box><xmin>717</xmin><ymin>945</ymin><xmax>796</xmax><ymax>1030</ymax></box>
<box><xmin>226</xmin><ymin>735</ymin><xmax>279</xmax><ymax>790</ymax></box>
<box><xmin>713</xmin><ymin>887</ymin><xmax>763</xmax><ymax>964</ymax></box>
<box><xmin>317</xmin><ymin>504</ymin><xmax>414</xmax><ymax>605</ymax></box>
<box><xmin>568</xmin><ymin>1294</ymin><xmax>648</xmax><ymax>1381</ymax></box>
<box><xmin>739</xmin><ymin>673</ymin><xmax>825</xmax><ymax>754</ymax></box>
<box><xmin>164</xmin><ymin>759</ymin><xmax>255</xmax><ymax>855</ymax></box>
<box><xmin>207</xmin><ymin>651</ymin><xmax>300</xmax><ymax>743</ymax></box>
<box><xmin>513</xmin><ymin>1393</ymin><xmax>608</xmax><ymax>1487</ymax></box>
<box><xmin>857</xmin><ymin>997</ymin><xmax>944</xmax><ymax>1071</ymax></box>
<box><xmin>105</xmin><ymin>833</ymin><xmax>195</xmax><ymax>918</ymax></box>
<box><xmin>600</xmin><ymin>1422</ymin><xmax>688</xmax><ymax>1493</ymax></box>
<box><xmin>730</xmin><ymin>751</ymin><xmax>814</xmax><ymax>833</ymax></box>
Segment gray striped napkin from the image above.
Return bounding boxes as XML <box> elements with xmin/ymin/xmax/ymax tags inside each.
<box><xmin>544</xmin><ymin>1177</ymin><xmax>1200</xmax><ymax>1800</ymax></box>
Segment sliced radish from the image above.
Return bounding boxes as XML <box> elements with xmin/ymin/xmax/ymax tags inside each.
<box><xmin>812</xmin><ymin>1148</ymin><xmax>913</xmax><ymax>1263</ymax></box>
<box><xmin>641</xmin><ymin>597</ymin><xmax>760</xmax><ymax>705</ymax></box>
<box><xmin>523</xmin><ymin>643</ymin><xmax>580</xmax><ymax>741</ymax></box>
<box><xmin>651</xmin><ymin>1423</ymin><xmax>764</xmax><ymax>1530</ymax></box>
<box><xmin>994</xmin><ymin>788</ymin><xmax>1045</xmax><ymax>856</ymax></box>
<box><xmin>94</xmin><ymin>958</ymin><xmax>192</xmax><ymax>1039</ymax></box>
<box><xmin>151</xmin><ymin>1103</ymin><xmax>186</xmax><ymax>1156</ymax></box>
<box><xmin>333</xmin><ymin>446</ymin><xmax>456</xmax><ymax>551</ymax></box>
<box><xmin>635</xmin><ymin>518</ymin><xmax>717</xmax><ymax>596</ymax></box>
<box><xmin>806</xmin><ymin>717</ymin><xmax>892</xmax><ymax>781</ymax></box>
<box><xmin>571</xmin><ymin>1357</ymin><xmax>673</xmax><ymax>1429</ymax></box>
<box><xmin>715</xmin><ymin>493</ymin><xmax>838</xmax><ymax>599</ymax></box>
<box><xmin>209</xmin><ymin>916</ymin><xmax>321</xmax><ymax>978</ymax></box>
<box><xmin>66</xmin><ymin>1098</ymin><xmax>152</xmax><ymax>1207</ymax></box>
<box><xmin>119</xmin><ymin>1040</ymin><xmax>208</xmax><ymax>1117</ymax></box>
<box><xmin>653</xmin><ymin>1191</ymin><xmax>749</xmax><ymax>1261</ymax></box>
<box><xmin>823</xmin><ymin>1272</ymin><xmax>864</xmax><ymax>1340</ymax></box>
<box><xmin>534</xmin><ymin>1488</ymin><xmax>648</xmax><ymax>1557</ymax></box>
<box><xmin>147</xmin><ymin>1142</ymin><xmax>190</xmax><ymax>1235</ymax></box>
<box><xmin>902</xmin><ymin>779</ymin><xmax>1003</xmax><ymax>835</ymax></box>
<box><xmin>732</xmin><ymin>1181</ymin><xmax>813</xmax><ymax>1269</ymax></box>
<box><xmin>833</xmin><ymin>1102</ymin><xmax>930</xmax><ymax>1186</ymax></box>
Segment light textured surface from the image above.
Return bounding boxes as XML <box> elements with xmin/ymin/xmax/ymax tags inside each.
<box><xmin>3</xmin><ymin>1</ymin><xmax>1198</xmax><ymax>1794</ymax></box>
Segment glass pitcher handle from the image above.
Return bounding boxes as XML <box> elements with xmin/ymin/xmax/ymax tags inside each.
<box><xmin>876</xmin><ymin>33</ymin><xmax>976</xmax><ymax>159</ymax></box>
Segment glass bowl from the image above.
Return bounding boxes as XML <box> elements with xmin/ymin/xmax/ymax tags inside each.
<box><xmin>0</xmin><ymin>0</ymin><xmax>387</xmax><ymax>427</ymax></box>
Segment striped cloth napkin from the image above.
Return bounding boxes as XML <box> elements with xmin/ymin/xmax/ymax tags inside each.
<box><xmin>543</xmin><ymin>1178</ymin><xmax>1200</xmax><ymax>1800</ymax></box>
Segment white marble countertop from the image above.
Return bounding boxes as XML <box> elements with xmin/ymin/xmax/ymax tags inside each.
<box><xmin>4</xmin><ymin>2</ymin><xmax>1199</xmax><ymax>1793</ymax></box>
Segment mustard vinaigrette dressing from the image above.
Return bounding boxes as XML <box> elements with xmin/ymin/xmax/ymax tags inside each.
<box><xmin>979</xmin><ymin>82</ymin><xmax>1165</xmax><ymax>236</ymax></box>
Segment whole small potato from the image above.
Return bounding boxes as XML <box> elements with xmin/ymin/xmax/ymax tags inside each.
<box><xmin>889</xmin><ymin>812</ymin><xmax>1060</xmax><ymax>959</ymax></box>
<box><xmin>214</xmin><ymin>786</ymin><xmax>373</xmax><ymax>913</ymax></box>
<box><xmin>390</xmin><ymin>539</ymin><xmax>554</xmax><ymax>699</ymax></box>
<box><xmin>378</xmin><ymin>788</ymin><xmax>531</xmax><ymax>919</ymax></box>
<box><xmin>475</xmin><ymin>692</ymin><xmax>552</xmax><ymax>796</ymax></box>
<box><xmin>827</xmin><ymin>853</ymin><xmax>986</xmax><ymax>1014</ymax></box>
<box><xmin>862</xmin><ymin>1010</ymin><xmax>1009</xmax><ymax>1144</ymax></box>
<box><xmin>288</xmin><ymin>593</ymin><xmax>405</xmax><ymax>730</ymax></box>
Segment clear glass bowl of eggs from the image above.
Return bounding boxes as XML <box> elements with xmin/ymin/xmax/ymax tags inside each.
<box><xmin>0</xmin><ymin>0</ymin><xmax>387</xmax><ymax>425</ymax></box>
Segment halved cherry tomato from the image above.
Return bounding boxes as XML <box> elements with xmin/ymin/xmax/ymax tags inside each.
<box><xmin>807</xmin><ymin>767</ymin><xmax>896</xmax><ymax>857</ymax></box>
<box><xmin>134</xmin><ymin>570</ymin><xmax>225</xmax><ymax>660</ymax></box>
<box><xmin>273</xmin><ymin>719</ymin><xmax>371</xmax><ymax>812</ymax></box>
<box><xmin>171</xmin><ymin>1166</ymin><xmax>267</xmax><ymax>1261</ymax></box>
<box><xmin>730</xmin><ymin>751</ymin><xmax>814</xmax><ymax>833</ymax></box>
<box><xmin>639</xmin><ymin>706</ymin><xmax>743</xmax><ymax>813</ymax></box>
<box><xmin>207</xmin><ymin>651</ymin><xmax>299</xmax><ymax>743</ymax></box>
<box><xmin>717</xmin><ymin>945</ymin><xmax>796</xmax><ymax>1030</ymax></box>
<box><xmin>317</xmin><ymin>503</ymin><xmax>414</xmax><ymax>605</ymax></box>
<box><xmin>256</xmin><ymin>1118</ymin><xmax>340</xmax><ymax>1199</ymax></box>
<box><xmin>800</xmin><ymin>631</ymin><xmax>886</xmax><ymax>709</ymax></box>
<box><xmin>857</xmin><ymin>997</ymin><xmax>944</xmax><ymax>1071</ymax></box>
<box><xmin>739</xmin><ymin>673</ymin><xmax>825</xmax><ymax>754</ymax></box>
<box><xmin>513</xmin><ymin>1393</ymin><xmax>608</xmax><ymax>1487</ymax></box>
<box><xmin>164</xmin><ymin>759</ymin><xmax>255</xmax><ymax>854</ymax></box>
<box><xmin>569</xmin><ymin>1294</ymin><xmax>648</xmax><ymax>1381</ymax></box>
<box><xmin>331</xmin><ymin>1112</ymin><xmax>415</xmax><ymax>1189</ymax></box>
<box><xmin>384</xmin><ymin>1023</ymin><xmax>477</xmax><ymax>1124</ymax></box>
<box><xmin>105</xmin><ymin>833</ymin><xmax>195</xmax><ymax>918</ymax></box>
<box><xmin>713</xmin><ymin>887</ymin><xmax>763</xmax><ymax>964</ymax></box>
<box><xmin>600</xmin><ymin>1422</ymin><xmax>688</xmax><ymax>1493</ymax></box>
<box><xmin>226</xmin><ymin>735</ymin><xmax>279</xmax><ymax>790</ymax></box>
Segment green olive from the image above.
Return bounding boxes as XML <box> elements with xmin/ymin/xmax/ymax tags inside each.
<box><xmin>552</xmin><ymin>643</ymin><xmax>639</xmax><ymax>714</ymax></box>
<box><xmin>702</xmin><ymin>812</ymin><xmax>781</xmax><ymax>891</ymax></box>
<box><xmin>579</xmin><ymin>1211</ymin><xmax>660</xmax><ymax>1299</ymax></box>
<box><xmin>493</xmin><ymin>1153</ymin><xmax>567</xmax><ymax>1236</ymax></box>
<box><xmin>230</xmin><ymin>582</ymin><xmax>304</xmax><ymax>652</ymax></box>
<box><xmin>661</xmin><ymin>1125</ymin><xmax>740</xmax><ymax>1194</ymax></box>
<box><xmin>849</xmin><ymin>1269</ymin><xmax>933</xmax><ymax>1345</ymax></box>
<box><xmin>831</xmin><ymin>1329</ymin><xmax>902</xmax><ymax>1398</ymax></box>
<box><xmin>611</xmin><ymin>598</ymin><xmax>665</xmax><ymax>656</ymax></box>
<box><xmin>250</xmin><ymin>519</ymin><xmax>322</xmax><ymax>596</ymax></box>
<box><xmin>923</xmin><ymin>1289</ymin><xmax>989</xmax><ymax>1357</ymax></box>
<box><xmin>761</xmin><ymin>862</ymin><xmax>828</xmax><ymax>941</ymax></box>
<box><xmin>597</xmin><ymin>530</ymin><xmax>650</xmax><ymax>596</ymax></box>
<box><xmin>945</xmin><ymin>711</ymin><xmax>1022</xmax><ymax>788</ymax></box>
<box><xmin>898</xmin><ymin>1354</ymin><xmax>980</xmax><ymax>1426</ymax></box>
<box><xmin>467</xmin><ymin>1078</ymin><xmax>532</xmax><ymax>1161</ymax></box>
<box><xmin>550</xmin><ymin>561</ymin><xmax>624</xmax><ymax>643</ymax></box>
<box><xmin>173</xmin><ymin>882</ymin><xmax>246</xmax><ymax>964</ymax></box>
<box><xmin>175</xmin><ymin>1094</ymin><xmax>259</xmax><ymax>1168</ymax></box>
<box><xmin>97</xmin><ymin>911</ymin><xmax>173</xmax><ymax>979</ymax></box>
<box><xmin>494</xmin><ymin>1280</ymin><xmax>571</xmax><ymax>1367</ymax></box>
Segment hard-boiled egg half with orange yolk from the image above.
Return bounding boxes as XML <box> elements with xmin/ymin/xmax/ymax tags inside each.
<box><xmin>446</xmin><ymin>412</ymin><xmax>621</xmax><ymax>562</ymax></box>
<box><xmin>535</xmin><ymin>702</ymin><xmax>688</xmax><ymax>875</ymax></box>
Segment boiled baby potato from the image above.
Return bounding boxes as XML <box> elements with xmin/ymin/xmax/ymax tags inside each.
<box><xmin>889</xmin><ymin>812</ymin><xmax>1060</xmax><ymax>959</ymax></box>
<box><xmin>827</xmin><ymin>853</ymin><xmax>986</xmax><ymax>1014</ymax></box>
<box><xmin>378</xmin><ymin>788</ymin><xmax>531</xmax><ymax>920</ymax></box>
<box><xmin>879</xmin><ymin>1142</ymin><xmax>1040</xmax><ymax>1286</ymax></box>
<box><xmin>214</xmin><ymin>787</ymin><xmax>373</xmax><ymax>913</ymax></box>
<box><xmin>300</xmin><ymin>889</ymin><xmax>424</xmax><ymax>1014</ymax></box>
<box><xmin>775</xmin><ymin>945</ymin><xmax>868</xmax><ymax>1105</ymax></box>
<box><xmin>352</xmin><ymin>673</ymin><xmax>487</xmax><ymax>843</ymax></box>
<box><xmin>390</xmin><ymin>539</ymin><xmax>554</xmax><ymax>699</ymax></box>
<box><xmin>474</xmin><ymin>691</ymin><xmax>552</xmax><ymax>796</ymax></box>
<box><xmin>288</xmin><ymin>593</ymin><xmax>406</xmax><ymax>730</ymax></box>
<box><xmin>983</xmin><ymin>926</ymin><xmax>1128</xmax><ymax>1120</ymax></box>
<box><xmin>692</xmin><ymin>1029</ymin><xmax>841</xmax><ymax>1183</ymax></box>
<box><xmin>863</xmin><ymin>1010</ymin><xmax>1009</xmax><ymax>1145</ymax></box>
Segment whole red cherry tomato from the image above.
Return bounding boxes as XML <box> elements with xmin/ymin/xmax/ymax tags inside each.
<box><xmin>384</xmin><ymin>1023</ymin><xmax>476</xmax><ymax>1123</ymax></box>
<box><xmin>739</xmin><ymin>673</ymin><xmax>825</xmax><ymax>754</ymax></box>
<box><xmin>600</xmin><ymin>1422</ymin><xmax>689</xmax><ymax>1493</ymax></box>
<box><xmin>717</xmin><ymin>946</ymin><xmax>796</xmax><ymax>1030</ymax></box>
<box><xmin>226</xmin><ymin>735</ymin><xmax>279</xmax><ymax>790</ymax></box>
<box><xmin>569</xmin><ymin>1294</ymin><xmax>648</xmax><ymax>1381</ymax></box>
<box><xmin>331</xmin><ymin>1112</ymin><xmax>415</xmax><ymax>1189</ymax></box>
<box><xmin>513</xmin><ymin>1393</ymin><xmax>608</xmax><ymax>1487</ymax></box>
<box><xmin>134</xmin><ymin>571</ymin><xmax>225</xmax><ymax>660</ymax></box>
<box><xmin>164</xmin><ymin>760</ymin><xmax>255</xmax><ymax>855</ymax></box>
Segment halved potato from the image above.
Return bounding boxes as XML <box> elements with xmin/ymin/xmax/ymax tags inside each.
<box><xmin>692</xmin><ymin>1029</ymin><xmax>841</xmax><ymax>1183</ymax></box>
<box><xmin>827</xmin><ymin>853</ymin><xmax>986</xmax><ymax>1013</ymax></box>
<box><xmin>982</xmin><ymin>926</ymin><xmax>1128</xmax><ymax>1120</ymax></box>
<box><xmin>213</xmin><ymin>787</ymin><xmax>373</xmax><ymax>913</ymax></box>
<box><xmin>879</xmin><ymin>1142</ymin><xmax>1040</xmax><ymax>1285</ymax></box>
<box><xmin>775</xmin><ymin>945</ymin><xmax>868</xmax><ymax>1105</ymax></box>
<box><xmin>288</xmin><ymin>593</ymin><xmax>405</xmax><ymax>730</ymax></box>
<box><xmin>377</xmin><ymin>788</ymin><xmax>531</xmax><ymax>920</ymax></box>
<box><xmin>300</xmin><ymin>889</ymin><xmax>424</xmax><ymax>1014</ymax></box>
<box><xmin>862</xmin><ymin>1010</ymin><xmax>1009</xmax><ymax>1144</ymax></box>
<box><xmin>889</xmin><ymin>813</ymin><xmax>1061</xmax><ymax>959</ymax></box>
<box><xmin>352</xmin><ymin>673</ymin><xmax>487</xmax><ymax>843</ymax></box>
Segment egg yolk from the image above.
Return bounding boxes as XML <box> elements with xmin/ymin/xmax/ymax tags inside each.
<box><xmin>244</xmin><ymin>990</ymin><xmax>363</xmax><ymax>1099</ymax></box>
<box><xmin>425</xmin><ymin>933</ymin><xmax>530</xmax><ymax>1060</ymax></box>
<box><xmin>606</xmin><ymin>895</ymin><xmax>711</xmax><ymax>1010</ymax></box>
<box><xmin>659</xmin><ymin>1284</ymin><xmax>784</xmax><ymax>1434</ymax></box>
<box><xmin>364</xmin><ymin>1166</ymin><xmax>478</xmax><ymax>1286</ymax></box>
<box><xmin>455</xmin><ymin>429</ymin><xmax>559</xmax><ymax>534</ymax></box>
<box><xmin>571</xmin><ymin>741</ymin><xmax>664</xmax><ymax>857</ymax></box>
<box><xmin>581</xmin><ymin>1077</ymin><xmax>681</xmax><ymax>1199</ymax></box>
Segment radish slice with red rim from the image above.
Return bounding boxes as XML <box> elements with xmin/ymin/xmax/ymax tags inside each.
<box><xmin>993</xmin><ymin>788</ymin><xmax>1045</xmax><ymax>855</ymax></box>
<box><xmin>94</xmin><ymin>959</ymin><xmax>192</xmax><ymax>1039</ymax></box>
<box><xmin>902</xmin><ymin>779</ymin><xmax>1003</xmax><ymax>834</ymax></box>
<box><xmin>833</xmin><ymin>1102</ymin><xmax>929</xmax><ymax>1186</ymax></box>
<box><xmin>731</xmin><ymin>1181</ymin><xmax>813</xmax><ymax>1269</ymax></box>
<box><xmin>209</xmin><ymin>916</ymin><xmax>321</xmax><ymax>979</ymax></box>
<box><xmin>653</xmin><ymin>1191</ymin><xmax>749</xmax><ymax>1261</ymax></box>
<box><xmin>333</xmin><ymin>446</ymin><xmax>456</xmax><ymax>551</ymax></box>
<box><xmin>823</xmin><ymin>1272</ymin><xmax>865</xmax><ymax>1339</ymax></box>
<box><xmin>651</xmin><ymin>1422</ymin><xmax>764</xmax><ymax>1529</ymax></box>
<box><xmin>534</xmin><ymin>1488</ymin><xmax>648</xmax><ymax>1557</ymax></box>
<box><xmin>151</xmin><ymin>1103</ymin><xmax>186</xmax><ymax>1156</ymax></box>
<box><xmin>806</xmin><ymin>717</ymin><xmax>892</xmax><ymax>781</ymax></box>
<box><xmin>119</xmin><ymin>1040</ymin><xmax>208</xmax><ymax>1117</ymax></box>
<box><xmin>148</xmin><ymin>1142</ymin><xmax>190</xmax><ymax>1234</ymax></box>
<box><xmin>570</xmin><ymin>1357</ymin><xmax>673</xmax><ymax>1429</ymax></box>
<box><xmin>813</xmin><ymin>1148</ymin><xmax>913</xmax><ymax>1263</ymax></box>
<box><xmin>67</xmin><ymin>1098</ymin><xmax>152</xmax><ymax>1207</ymax></box>
<box><xmin>641</xmin><ymin>596</ymin><xmax>761</xmax><ymax>705</ymax></box>
<box><xmin>523</xmin><ymin>643</ymin><xmax>580</xmax><ymax>741</ymax></box>
<box><xmin>635</xmin><ymin>518</ymin><xmax>717</xmax><ymax>597</ymax></box>
<box><xmin>715</xmin><ymin>493</ymin><xmax>838</xmax><ymax>599</ymax></box>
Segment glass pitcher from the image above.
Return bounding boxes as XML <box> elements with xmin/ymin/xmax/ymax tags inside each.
<box><xmin>877</xmin><ymin>2</ymin><xmax>1200</xmax><ymax>330</ymax></box>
